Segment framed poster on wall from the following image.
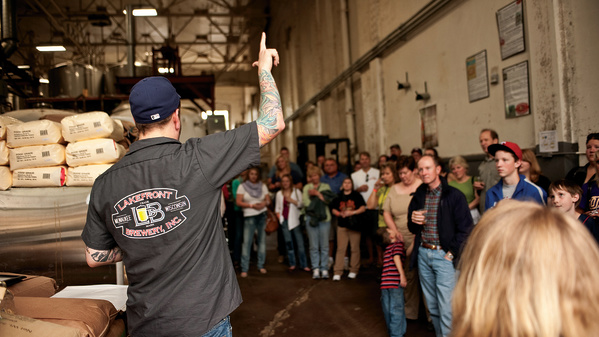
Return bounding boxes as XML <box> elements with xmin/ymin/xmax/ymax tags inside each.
<box><xmin>466</xmin><ymin>50</ymin><xmax>490</xmax><ymax>102</ymax></box>
<box><xmin>496</xmin><ymin>0</ymin><xmax>526</xmax><ymax>60</ymax></box>
<box><xmin>502</xmin><ymin>61</ymin><xmax>530</xmax><ymax>118</ymax></box>
<box><xmin>420</xmin><ymin>104</ymin><xmax>438</xmax><ymax>148</ymax></box>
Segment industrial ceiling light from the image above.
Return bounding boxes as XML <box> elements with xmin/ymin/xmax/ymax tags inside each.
<box><xmin>36</xmin><ymin>46</ymin><xmax>66</xmax><ymax>52</ymax></box>
<box><xmin>123</xmin><ymin>8</ymin><xmax>157</xmax><ymax>16</ymax></box>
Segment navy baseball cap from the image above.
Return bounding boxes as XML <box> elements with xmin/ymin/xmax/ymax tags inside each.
<box><xmin>129</xmin><ymin>77</ymin><xmax>181</xmax><ymax>124</ymax></box>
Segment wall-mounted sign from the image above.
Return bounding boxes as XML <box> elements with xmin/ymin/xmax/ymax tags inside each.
<box><xmin>503</xmin><ymin>61</ymin><xmax>530</xmax><ymax>118</ymax></box>
<box><xmin>496</xmin><ymin>0</ymin><xmax>526</xmax><ymax>60</ymax></box>
<box><xmin>466</xmin><ymin>50</ymin><xmax>490</xmax><ymax>102</ymax></box>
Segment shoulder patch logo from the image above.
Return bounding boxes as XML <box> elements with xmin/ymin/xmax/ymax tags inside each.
<box><xmin>111</xmin><ymin>188</ymin><xmax>190</xmax><ymax>239</ymax></box>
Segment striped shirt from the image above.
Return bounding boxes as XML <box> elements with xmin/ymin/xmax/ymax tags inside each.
<box><xmin>422</xmin><ymin>184</ymin><xmax>442</xmax><ymax>245</ymax></box>
<box><xmin>380</xmin><ymin>241</ymin><xmax>405</xmax><ymax>289</ymax></box>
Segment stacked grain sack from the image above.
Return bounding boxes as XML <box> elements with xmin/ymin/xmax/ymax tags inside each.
<box><xmin>6</xmin><ymin>119</ymin><xmax>67</xmax><ymax>188</ymax></box>
<box><xmin>0</xmin><ymin>115</ymin><xmax>23</xmax><ymax>190</ymax></box>
<box><xmin>60</xmin><ymin>111</ymin><xmax>126</xmax><ymax>186</ymax></box>
<box><xmin>3</xmin><ymin>111</ymin><xmax>126</xmax><ymax>189</ymax></box>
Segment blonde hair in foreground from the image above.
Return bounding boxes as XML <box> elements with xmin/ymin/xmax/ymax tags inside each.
<box><xmin>452</xmin><ymin>200</ymin><xmax>599</xmax><ymax>337</ymax></box>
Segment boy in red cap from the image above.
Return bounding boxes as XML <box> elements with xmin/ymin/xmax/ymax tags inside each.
<box><xmin>485</xmin><ymin>141</ymin><xmax>546</xmax><ymax>210</ymax></box>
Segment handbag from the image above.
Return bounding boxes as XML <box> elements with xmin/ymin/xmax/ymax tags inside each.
<box><xmin>265</xmin><ymin>208</ymin><xmax>279</xmax><ymax>234</ymax></box>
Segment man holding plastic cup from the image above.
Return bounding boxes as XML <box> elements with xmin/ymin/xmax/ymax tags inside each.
<box><xmin>407</xmin><ymin>155</ymin><xmax>473</xmax><ymax>337</ymax></box>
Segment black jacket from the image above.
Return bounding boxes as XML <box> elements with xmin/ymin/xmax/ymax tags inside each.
<box><xmin>407</xmin><ymin>176</ymin><xmax>473</xmax><ymax>268</ymax></box>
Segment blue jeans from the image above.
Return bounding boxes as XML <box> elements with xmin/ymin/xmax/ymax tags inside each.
<box><xmin>241</xmin><ymin>212</ymin><xmax>266</xmax><ymax>273</ymax></box>
<box><xmin>305</xmin><ymin>216</ymin><xmax>330</xmax><ymax>271</ymax></box>
<box><xmin>202</xmin><ymin>316</ymin><xmax>232</xmax><ymax>337</ymax></box>
<box><xmin>381</xmin><ymin>287</ymin><xmax>407</xmax><ymax>337</ymax></box>
<box><xmin>417</xmin><ymin>246</ymin><xmax>456</xmax><ymax>337</ymax></box>
<box><xmin>281</xmin><ymin>219</ymin><xmax>308</xmax><ymax>268</ymax></box>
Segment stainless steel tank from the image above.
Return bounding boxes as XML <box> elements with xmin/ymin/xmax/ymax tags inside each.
<box><xmin>48</xmin><ymin>62</ymin><xmax>104</xmax><ymax>97</ymax></box>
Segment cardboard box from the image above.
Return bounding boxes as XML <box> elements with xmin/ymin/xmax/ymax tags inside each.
<box><xmin>0</xmin><ymin>313</ymin><xmax>81</xmax><ymax>337</ymax></box>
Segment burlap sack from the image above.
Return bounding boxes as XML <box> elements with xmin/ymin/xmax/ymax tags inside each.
<box><xmin>0</xmin><ymin>140</ymin><xmax>8</xmax><ymax>165</ymax></box>
<box><xmin>0</xmin><ymin>166</ymin><xmax>11</xmax><ymax>190</ymax></box>
<box><xmin>0</xmin><ymin>115</ymin><xmax>23</xmax><ymax>140</ymax></box>
<box><xmin>61</xmin><ymin>111</ymin><xmax>124</xmax><ymax>143</ymax></box>
<box><xmin>66</xmin><ymin>138</ymin><xmax>126</xmax><ymax>167</ymax></box>
<box><xmin>6</xmin><ymin>120</ymin><xmax>64</xmax><ymax>148</ymax></box>
<box><xmin>9</xmin><ymin>144</ymin><xmax>66</xmax><ymax>171</ymax></box>
<box><xmin>66</xmin><ymin>164</ymin><xmax>112</xmax><ymax>186</ymax></box>
<box><xmin>12</xmin><ymin>166</ymin><xmax>67</xmax><ymax>187</ymax></box>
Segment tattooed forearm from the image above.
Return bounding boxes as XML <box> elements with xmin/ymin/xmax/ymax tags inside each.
<box><xmin>86</xmin><ymin>246</ymin><xmax>123</xmax><ymax>264</ymax></box>
<box><xmin>257</xmin><ymin>69</ymin><xmax>284</xmax><ymax>147</ymax></box>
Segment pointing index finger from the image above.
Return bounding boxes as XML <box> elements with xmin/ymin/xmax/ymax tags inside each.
<box><xmin>260</xmin><ymin>32</ymin><xmax>266</xmax><ymax>51</ymax></box>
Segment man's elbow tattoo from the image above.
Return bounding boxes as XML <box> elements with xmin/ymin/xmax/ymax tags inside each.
<box><xmin>87</xmin><ymin>247</ymin><xmax>122</xmax><ymax>263</ymax></box>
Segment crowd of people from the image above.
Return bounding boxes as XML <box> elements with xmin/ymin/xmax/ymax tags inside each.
<box><xmin>81</xmin><ymin>32</ymin><xmax>599</xmax><ymax>336</ymax></box>
<box><xmin>223</xmin><ymin>130</ymin><xmax>599</xmax><ymax>337</ymax></box>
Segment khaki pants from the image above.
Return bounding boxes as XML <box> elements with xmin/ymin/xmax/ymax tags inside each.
<box><xmin>333</xmin><ymin>226</ymin><xmax>361</xmax><ymax>275</ymax></box>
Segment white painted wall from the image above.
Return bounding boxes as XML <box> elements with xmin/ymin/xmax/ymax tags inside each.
<box><xmin>257</xmin><ymin>0</ymin><xmax>599</xmax><ymax>164</ymax></box>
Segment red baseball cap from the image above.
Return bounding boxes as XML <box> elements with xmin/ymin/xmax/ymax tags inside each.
<box><xmin>488</xmin><ymin>141</ymin><xmax>522</xmax><ymax>161</ymax></box>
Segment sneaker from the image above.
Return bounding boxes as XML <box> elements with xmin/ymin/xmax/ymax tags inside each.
<box><xmin>328</xmin><ymin>256</ymin><xmax>334</xmax><ymax>269</ymax></box>
<box><xmin>344</xmin><ymin>257</ymin><xmax>349</xmax><ymax>271</ymax></box>
<box><xmin>312</xmin><ymin>269</ymin><xmax>321</xmax><ymax>279</ymax></box>
<box><xmin>321</xmin><ymin>270</ymin><xmax>329</xmax><ymax>279</ymax></box>
<box><xmin>332</xmin><ymin>275</ymin><xmax>341</xmax><ymax>281</ymax></box>
<box><xmin>347</xmin><ymin>272</ymin><xmax>357</xmax><ymax>279</ymax></box>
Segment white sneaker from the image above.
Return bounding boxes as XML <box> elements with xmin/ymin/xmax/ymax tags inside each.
<box><xmin>344</xmin><ymin>257</ymin><xmax>349</xmax><ymax>271</ymax></box>
<box><xmin>332</xmin><ymin>275</ymin><xmax>341</xmax><ymax>281</ymax></box>
<box><xmin>328</xmin><ymin>256</ymin><xmax>334</xmax><ymax>269</ymax></box>
<box><xmin>312</xmin><ymin>269</ymin><xmax>320</xmax><ymax>279</ymax></box>
<box><xmin>321</xmin><ymin>270</ymin><xmax>329</xmax><ymax>279</ymax></box>
<box><xmin>348</xmin><ymin>272</ymin><xmax>357</xmax><ymax>279</ymax></box>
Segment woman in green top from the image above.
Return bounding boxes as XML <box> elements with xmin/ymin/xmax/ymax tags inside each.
<box><xmin>448</xmin><ymin>156</ymin><xmax>481</xmax><ymax>224</ymax></box>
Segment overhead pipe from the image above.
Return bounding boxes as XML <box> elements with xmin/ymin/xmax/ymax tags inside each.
<box><xmin>1</xmin><ymin>0</ymin><xmax>18</xmax><ymax>58</ymax></box>
<box><xmin>286</xmin><ymin>0</ymin><xmax>454</xmax><ymax>122</ymax></box>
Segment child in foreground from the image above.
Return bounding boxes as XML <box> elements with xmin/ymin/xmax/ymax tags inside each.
<box><xmin>549</xmin><ymin>179</ymin><xmax>599</xmax><ymax>243</ymax></box>
<box><xmin>380</xmin><ymin>228</ymin><xmax>407</xmax><ymax>337</ymax></box>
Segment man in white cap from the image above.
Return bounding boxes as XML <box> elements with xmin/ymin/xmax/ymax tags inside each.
<box><xmin>81</xmin><ymin>33</ymin><xmax>284</xmax><ymax>337</ymax></box>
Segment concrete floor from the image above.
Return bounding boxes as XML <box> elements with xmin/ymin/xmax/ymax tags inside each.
<box><xmin>230</xmin><ymin>233</ymin><xmax>435</xmax><ymax>337</ymax></box>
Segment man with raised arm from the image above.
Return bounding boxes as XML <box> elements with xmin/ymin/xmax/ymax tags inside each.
<box><xmin>81</xmin><ymin>33</ymin><xmax>284</xmax><ymax>337</ymax></box>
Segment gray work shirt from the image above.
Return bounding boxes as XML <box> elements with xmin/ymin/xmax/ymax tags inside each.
<box><xmin>478</xmin><ymin>156</ymin><xmax>500</xmax><ymax>214</ymax></box>
<box><xmin>82</xmin><ymin>122</ymin><xmax>260</xmax><ymax>336</ymax></box>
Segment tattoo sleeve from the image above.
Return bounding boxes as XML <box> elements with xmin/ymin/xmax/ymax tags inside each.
<box><xmin>256</xmin><ymin>69</ymin><xmax>284</xmax><ymax>148</ymax></box>
<box><xmin>86</xmin><ymin>246</ymin><xmax>123</xmax><ymax>264</ymax></box>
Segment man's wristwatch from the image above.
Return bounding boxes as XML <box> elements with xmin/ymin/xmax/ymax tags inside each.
<box><xmin>446</xmin><ymin>251</ymin><xmax>454</xmax><ymax>260</ymax></box>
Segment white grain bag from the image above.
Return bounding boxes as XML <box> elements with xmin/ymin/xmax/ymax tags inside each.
<box><xmin>0</xmin><ymin>166</ymin><xmax>11</xmax><ymax>190</ymax></box>
<box><xmin>61</xmin><ymin>111</ymin><xmax>124</xmax><ymax>142</ymax></box>
<box><xmin>66</xmin><ymin>164</ymin><xmax>112</xmax><ymax>186</ymax></box>
<box><xmin>9</xmin><ymin>144</ymin><xmax>66</xmax><ymax>171</ymax></box>
<box><xmin>0</xmin><ymin>115</ymin><xmax>23</xmax><ymax>140</ymax></box>
<box><xmin>66</xmin><ymin>138</ymin><xmax>125</xmax><ymax>167</ymax></box>
<box><xmin>6</xmin><ymin>120</ymin><xmax>64</xmax><ymax>148</ymax></box>
<box><xmin>12</xmin><ymin>166</ymin><xmax>67</xmax><ymax>187</ymax></box>
<box><xmin>0</xmin><ymin>140</ymin><xmax>8</xmax><ymax>165</ymax></box>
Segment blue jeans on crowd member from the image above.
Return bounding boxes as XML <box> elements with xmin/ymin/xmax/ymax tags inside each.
<box><xmin>417</xmin><ymin>246</ymin><xmax>456</xmax><ymax>337</ymax></box>
<box><xmin>381</xmin><ymin>287</ymin><xmax>407</xmax><ymax>337</ymax></box>
<box><xmin>305</xmin><ymin>215</ymin><xmax>330</xmax><ymax>271</ymax></box>
<box><xmin>201</xmin><ymin>316</ymin><xmax>232</xmax><ymax>337</ymax></box>
<box><xmin>281</xmin><ymin>219</ymin><xmax>308</xmax><ymax>268</ymax></box>
<box><xmin>241</xmin><ymin>212</ymin><xmax>267</xmax><ymax>273</ymax></box>
<box><xmin>232</xmin><ymin>210</ymin><xmax>244</xmax><ymax>264</ymax></box>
